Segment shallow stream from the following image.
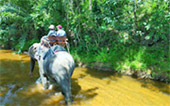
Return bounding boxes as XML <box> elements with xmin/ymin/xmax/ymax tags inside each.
<box><xmin>0</xmin><ymin>50</ymin><xmax>170</xmax><ymax>106</ymax></box>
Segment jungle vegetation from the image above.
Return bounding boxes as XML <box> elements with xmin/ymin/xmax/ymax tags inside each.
<box><xmin>0</xmin><ymin>0</ymin><xmax>169</xmax><ymax>81</ymax></box>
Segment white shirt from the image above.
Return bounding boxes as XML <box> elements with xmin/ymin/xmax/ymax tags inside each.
<box><xmin>57</xmin><ymin>29</ymin><xmax>66</xmax><ymax>37</ymax></box>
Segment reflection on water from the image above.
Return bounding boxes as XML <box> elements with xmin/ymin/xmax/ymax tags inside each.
<box><xmin>0</xmin><ymin>50</ymin><xmax>170</xmax><ymax>106</ymax></box>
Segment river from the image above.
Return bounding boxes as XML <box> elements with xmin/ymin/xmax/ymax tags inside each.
<box><xmin>0</xmin><ymin>50</ymin><xmax>170</xmax><ymax>106</ymax></box>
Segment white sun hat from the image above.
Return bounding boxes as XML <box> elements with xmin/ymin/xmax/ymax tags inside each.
<box><xmin>48</xmin><ymin>25</ymin><xmax>55</xmax><ymax>29</ymax></box>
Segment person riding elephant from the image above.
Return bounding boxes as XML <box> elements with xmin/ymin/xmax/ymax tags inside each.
<box><xmin>40</xmin><ymin>25</ymin><xmax>57</xmax><ymax>46</ymax></box>
<box><xmin>28</xmin><ymin>43</ymin><xmax>75</xmax><ymax>105</ymax></box>
<box><xmin>56</xmin><ymin>25</ymin><xmax>66</xmax><ymax>37</ymax></box>
<box><xmin>47</xmin><ymin>25</ymin><xmax>57</xmax><ymax>36</ymax></box>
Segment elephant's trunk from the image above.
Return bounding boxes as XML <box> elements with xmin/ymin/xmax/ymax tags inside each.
<box><xmin>29</xmin><ymin>57</ymin><xmax>36</xmax><ymax>77</ymax></box>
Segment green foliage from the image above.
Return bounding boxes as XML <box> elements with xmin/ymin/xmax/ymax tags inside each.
<box><xmin>139</xmin><ymin>0</ymin><xmax>170</xmax><ymax>44</ymax></box>
<box><xmin>0</xmin><ymin>2</ymin><xmax>37</xmax><ymax>51</ymax></box>
<box><xmin>72</xmin><ymin>44</ymin><xmax>170</xmax><ymax>81</ymax></box>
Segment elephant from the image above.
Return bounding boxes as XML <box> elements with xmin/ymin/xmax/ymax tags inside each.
<box><xmin>28</xmin><ymin>43</ymin><xmax>75</xmax><ymax>105</ymax></box>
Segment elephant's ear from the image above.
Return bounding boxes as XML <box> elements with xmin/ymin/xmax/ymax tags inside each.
<box><xmin>28</xmin><ymin>45</ymin><xmax>33</xmax><ymax>56</ymax></box>
<box><xmin>28</xmin><ymin>43</ymin><xmax>40</xmax><ymax>59</ymax></box>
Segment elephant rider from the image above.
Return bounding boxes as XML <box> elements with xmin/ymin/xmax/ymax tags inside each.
<box><xmin>40</xmin><ymin>25</ymin><xmax>57</xmax><ymax>47</ymax></box>
<box><xmin>47</xmin><ymin>25</ymin><xmax>57</xmax><ymax>36</ymax></box>
<box><xmin>56</xmin><ymin>25</ymin><xmax>66</xmax><ymax>37</ymax></box>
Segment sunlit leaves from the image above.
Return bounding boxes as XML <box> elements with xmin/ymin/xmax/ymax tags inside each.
<box><xmin>0</xmin><ymin>1</ymin><xmax>36</xmax><ymax>51</ymax></box>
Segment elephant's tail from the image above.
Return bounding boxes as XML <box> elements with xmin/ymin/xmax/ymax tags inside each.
<box><xmin>70</xmin><ymin>62</ymin><xmax>75</xmax><ymax>77</ymax></box>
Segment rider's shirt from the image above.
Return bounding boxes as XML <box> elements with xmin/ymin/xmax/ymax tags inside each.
<box><xmin>47</xmin><ymin>30</ymin><xmax>57</xmax><ymax>36</ymax></box>
<box><xmin>57</xmin><ymin>29</ymin><xmax>66</xmax><ymax>37</ymax></box>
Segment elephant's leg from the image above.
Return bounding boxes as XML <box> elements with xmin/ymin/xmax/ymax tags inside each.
<box><xmin>39</xmin><ymin>69</ymin><xmax>49</xmax><ymax>89</ymax></box>
<box><xmin>55</xmin><ymin>76</ymin><xmax>72</xmax><ymax>105</ymax></box>
<box><xmin>35</xmin><ymin>77</ymin><xmax>42</xmax><ymax>84</ymax></box>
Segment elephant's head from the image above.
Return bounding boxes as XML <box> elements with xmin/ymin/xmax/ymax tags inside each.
<box><xmin>28</xmin><ymin>43</ymin><xmax>49</xmax><ymax>77</ymax></box>
<box><xmin>28</xmin><ymin>43</ymin><xmax>41</xmax><ymax>60</ymax></box>
<box><xmin>28</xmin><ymin>43</ymin><xmax>41</xmax><ymax>77</ymax></box>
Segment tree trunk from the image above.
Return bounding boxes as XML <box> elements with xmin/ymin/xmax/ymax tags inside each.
<box><xmin>89</xmin><ymin>0</ymin><xmax>92</xmax><ymax>10</ymax></box>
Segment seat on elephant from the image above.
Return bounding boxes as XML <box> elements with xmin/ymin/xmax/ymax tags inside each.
<box><xmin>43</xmin><ymin>45</ymin><xmax>67</xmax><ymax>60</ymax></box>
<box><xmin>48</xmin><ymin>36</ymin><xmax>67</xmax><ymax>47</ymax></box>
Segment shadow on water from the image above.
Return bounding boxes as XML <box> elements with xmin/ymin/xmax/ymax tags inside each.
<box><xmin>71</xmin><ymin>78</ymin><xmax>98</xmax><ymax>105</ymax></box>
<box><xmin>139</xmin><ymin>79</ymin><xmax>170</xmax><ymax>95</ymax></box>
<box><xmin>85</xmin><ymin>68</ymin><xmax>122</xmax><ymax>81</ymax></box>
<box><xmin>85</xmin><ymin>66</ymin><xmax>170</xmax><ymax>96</ymax></box>
<box><xmin>131</xmin><ymin>74</ymin><xmax>170</xmax><ymax>95</ymax></box>
<box><xmin>0</xmin><ymin>50</ymin><xmax>12</xmax><ymax>53</ymax></box>
<box><xmin>71</xmin><ymin>78</ymin><xmax>81</xmax><ymax>96</ymax></box>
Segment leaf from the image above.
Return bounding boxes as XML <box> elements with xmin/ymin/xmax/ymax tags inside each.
<box><xmin>145</xmin><ymin>24</ymin><xmax>151</xmax><ymax>30</ymax></box>
<box><xmin>145</xmin><ymin>36</ymin><xmax>151</xmax><ymax>40</ymax></box>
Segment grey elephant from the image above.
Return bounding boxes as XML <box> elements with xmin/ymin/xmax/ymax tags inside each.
<box><xmin>28</xmin><ymin>43</ymin><xmax>75</xmax><ymax>105</ymax></box>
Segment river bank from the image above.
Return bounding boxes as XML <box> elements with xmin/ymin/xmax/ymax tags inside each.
<box><xmin>76</xmin><ymin>61</ymin><xmax>170</xmax><ymax>83</ymax></box>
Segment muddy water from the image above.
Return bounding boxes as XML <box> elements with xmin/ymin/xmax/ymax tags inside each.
<box><xmin>0</xmin><ymin>50</ymin><xmax>170</xmax><ymax>106</ymax></box>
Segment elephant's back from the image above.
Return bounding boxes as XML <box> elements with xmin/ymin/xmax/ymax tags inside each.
<box><xmin>55</xmin><ymin>51</ymin><xmax>74</xmax><ymax>62</ymax></box>
<box><xmin>47</xmin><ymin>51</ymin><xmax>75</xmax><ymax>75</ymax></box>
